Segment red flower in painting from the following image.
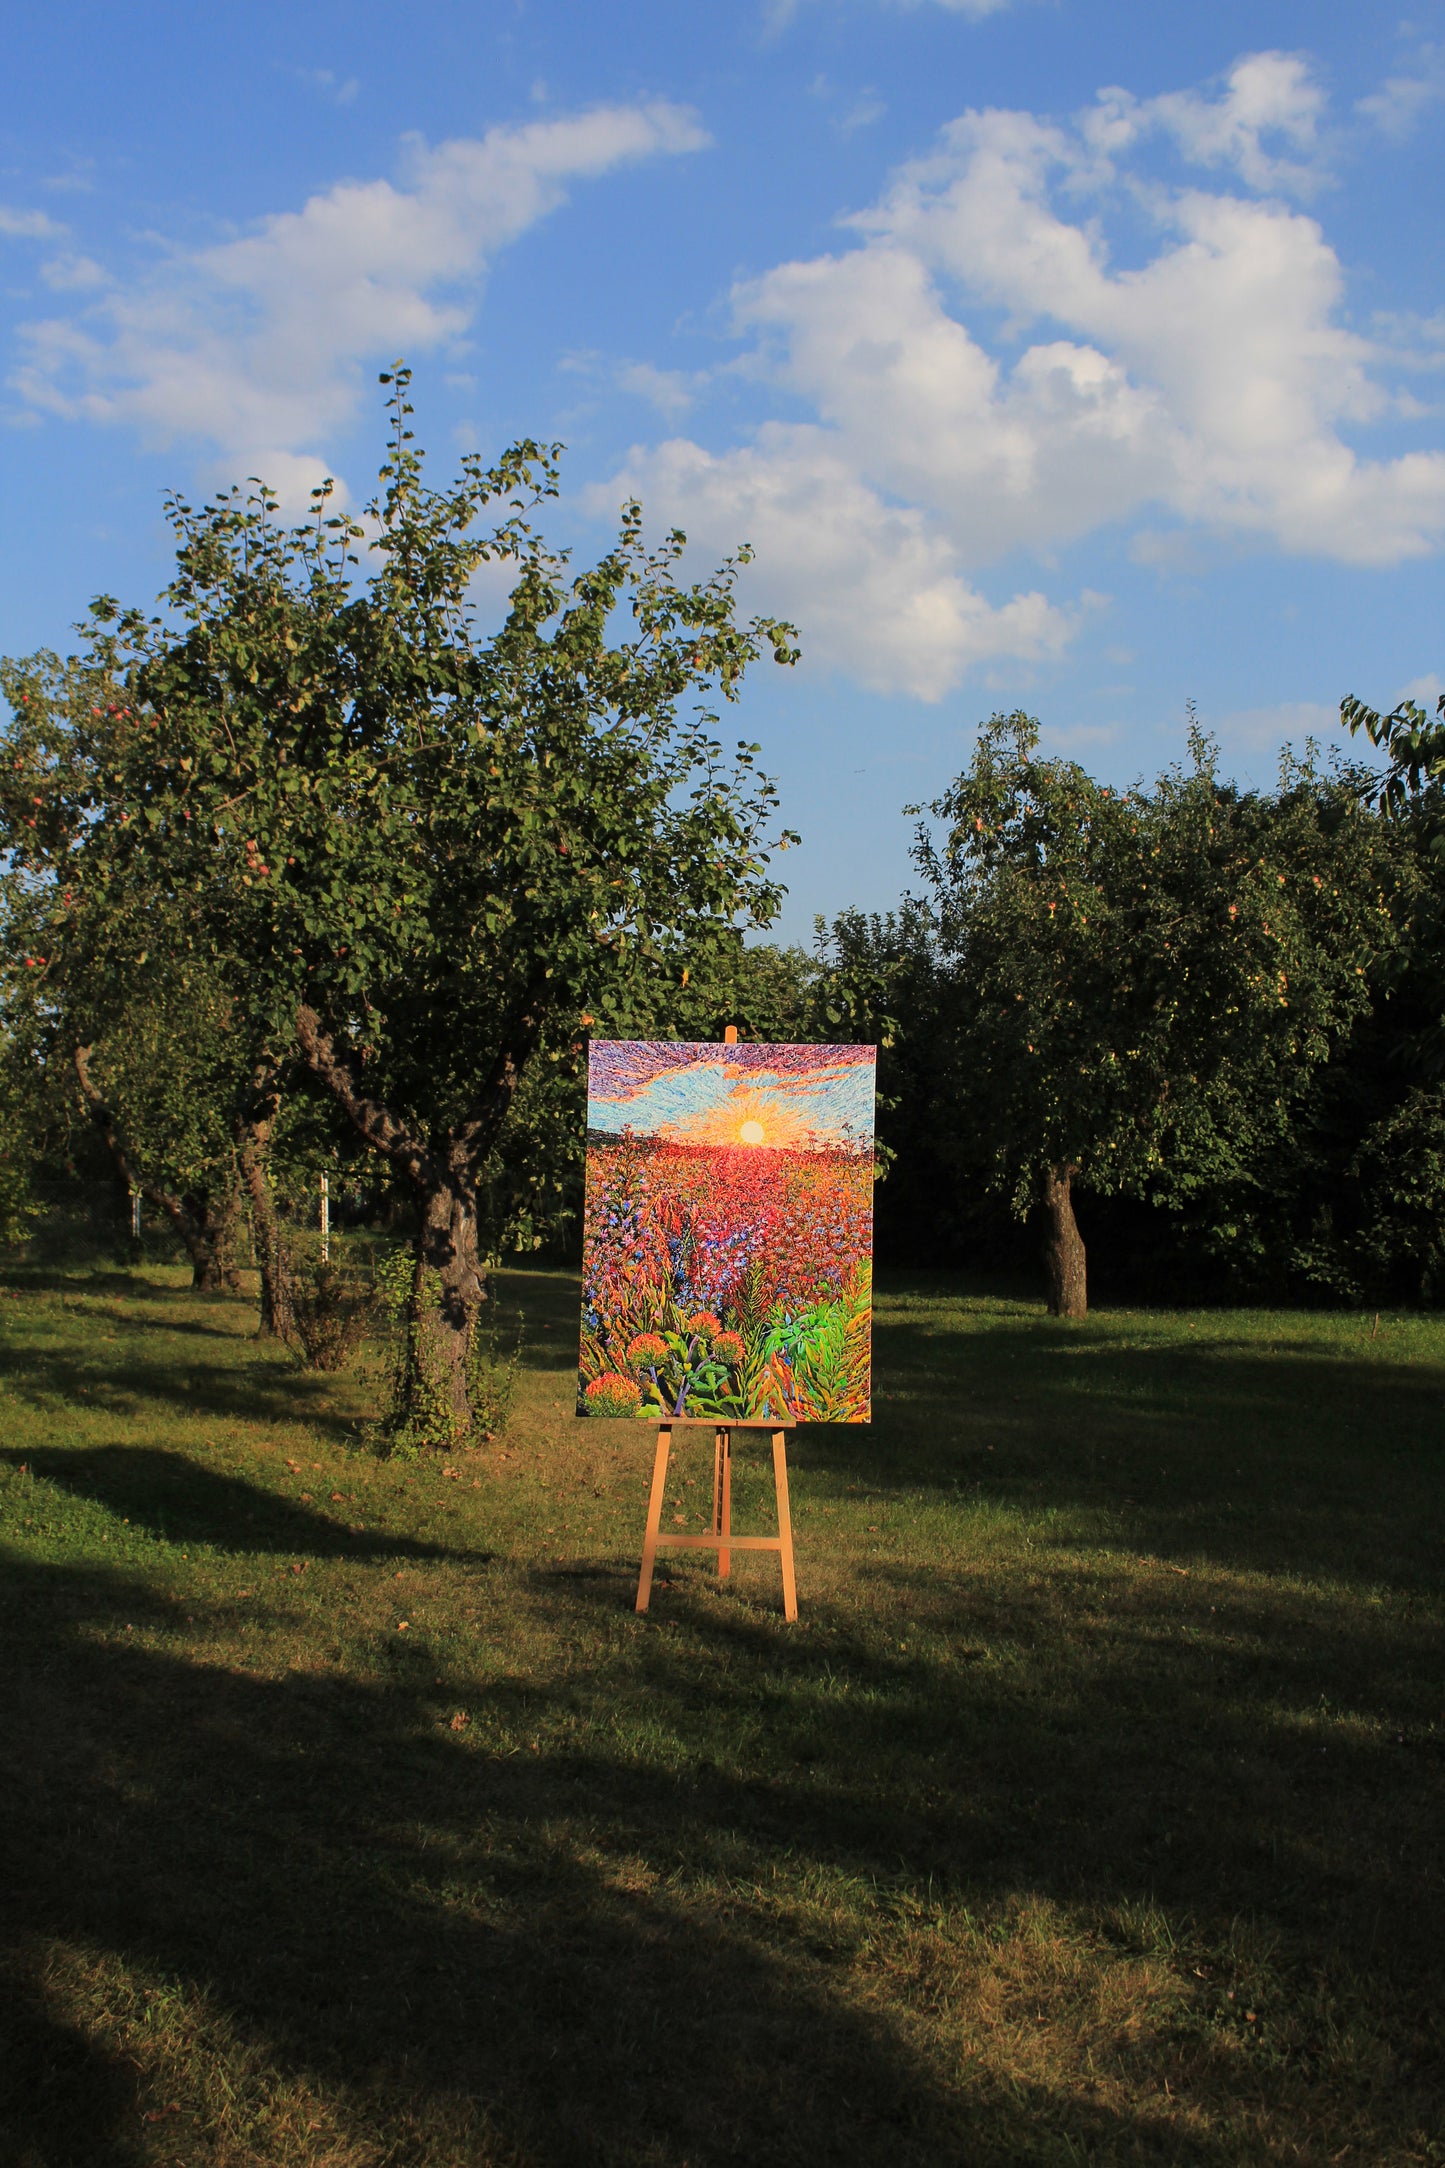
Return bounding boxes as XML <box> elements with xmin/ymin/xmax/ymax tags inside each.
<box><xmin>584</xmin><ymin>1372</ymin><xmax>643</xmax><ymax>1416</ymax></box>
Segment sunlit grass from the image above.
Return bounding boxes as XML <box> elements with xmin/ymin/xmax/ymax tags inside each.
<box><xmin>1</xmin><ymin>1261</ymin><xmax>1441</xmax><ymax>2164</ymax></box>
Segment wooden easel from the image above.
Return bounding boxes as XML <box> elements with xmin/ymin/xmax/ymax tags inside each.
<box><xmin>634</xmin><ymin>1420</ymin><xmax>798</xmax><ymax>1621</ymax></box>
<box><xmin>632</xmin><ymin>1025</ymin><xmax>799</xmax><ymax>1622</ymax></box>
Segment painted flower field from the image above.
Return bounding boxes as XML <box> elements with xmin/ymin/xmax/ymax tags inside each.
<box><xmin>578</xmin><ymin>1042</ymin><xmax>876</xmax><ymax>1424</ymax></box>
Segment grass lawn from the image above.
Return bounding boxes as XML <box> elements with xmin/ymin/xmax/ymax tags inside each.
<box><xmin>0</xmin><ymin>1261</ymin><xmax>1441</xmax><ymax>2167</ymax></box>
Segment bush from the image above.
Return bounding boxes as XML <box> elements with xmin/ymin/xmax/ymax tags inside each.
<box><xmin>288</xmin><ymin>1255</ymin><xmax>375</xmax><ymax>1371</ymax></box>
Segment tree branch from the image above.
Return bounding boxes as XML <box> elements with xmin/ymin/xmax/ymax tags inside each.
<box><xmin>73</xmin><ymin>1043</ymin><xmax>191</xmax><ymax>1242</ymax></box>
<box><xmin>448</xmin><ymin>968</ymin><xmax>549</xmax><ymax>1169</ymax></box>
<box><xmin>295</xmin><ymin>1006</ymin><xmax>438</xmax><ymax>1189</ymax></box>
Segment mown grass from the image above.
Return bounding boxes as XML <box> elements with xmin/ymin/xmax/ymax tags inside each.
<box><xmin>0</xmin><ymin>1261</ymin><xmax>1441</xmax><ymax>2166</ymax></box>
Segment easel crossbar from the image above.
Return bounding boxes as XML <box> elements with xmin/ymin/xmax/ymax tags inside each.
<box><xmin>651</xmin><ymin>1533</ymin><xmax>784</xmax><ymax>1552</ymax></box>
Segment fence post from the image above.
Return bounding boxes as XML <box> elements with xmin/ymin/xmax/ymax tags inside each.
<box><xmin>320</xmin><ymin>1172</ymin><xmax>330</xmax><ymax>1263</ymax></box>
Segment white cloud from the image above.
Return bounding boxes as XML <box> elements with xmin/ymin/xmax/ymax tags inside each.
<box><xmin>1084</xmin><ymin>51</ymin><xmax>1327</xmax><ymax>195</ymax></box>
<box><xmin>597</xmin><ymin>426</ymin><xmax>1077</xmax><ymax>701</ymax></box>
<box><xmin>1357</xmin><ymin>44</ymin><xmax>1445</xmax><ymax>143</ymax></box>
<box><xmin>39</xmin><ymin>254</ymin><xmax>109</xmax><ymax>292</ymax></box>
<box><xmin>294</xmin><ymin>67</ymin><xmax>360</xmax><ymax>107</ymax></box>
<box><xmin>732</xmin><ymin>241</ymin><xmax>1173</xmax><ymax>563</ymax></box>
<box><xmin>888</xmin><ymin>0</ymin><xmax>1016</xmax><ymax>15</ymax></box>
<box><xmin>767</xmin><ymin>0</ymin><xmax>1012</xmax><ymax>30</ymax></box>
<box><xmin>1037</xmin><ymin>718</ymin><xmax>1126</xmax><ymax>755</ymax></box>
<box><xmin>558</xmin><ymin>349</ymin><xmax>707</xmax><ymax>419</ymax></box>
<box><xmin>759</xmin><ymin>78</ymin><xmax>1445</xmax><ymax>569</ymax></box>
<box><xmin>615</xmin><ymin>360</ymin><xmax>701</xmax><ymax>417</ymax></box>
<box><xmin>11</xmin><ymin>104</ymin><xmax>708</xmax><ymax>502</ymax></box>
<box><xmin>1211</xmin><ymin>700</ymin><xmax>1337</xmax><ymax>758</ymax></box>
<box><xmin>1127</xmin><ymin>529</ymin><xmax>1220</xmax><ymax>577</ymax></box>
<box><xmin>805</xmin><ymin>73</ymin><xmax>886</xmax><ymax>135</ymax></box>
<box><xmin>1369</xmin><ymin>308</ymin><xmax>1445</xmax><ymax>373</ymax></box>
<box><xmin>838</xmin><ymin>91</ymin><xmax>887</xmax><ymax>135</ymax></box>
<box><xmin>42</xmin><ymin>166</ymin><xmax>95</xmax><ymax>196</ymax></box>
<box><xmin>1396</xmin><ymin>672</ymin><xmax>1444</xmax><ymax>710</ymax></box>
<box><xmin>592</xmin><ymin>55</ymin><xmax>1443</xmax><ymax>701</ymax></box>
<box><xmin>0</xmin><ymin>205</ymin><xmax>67</xmax><ymax>241</ymax></box>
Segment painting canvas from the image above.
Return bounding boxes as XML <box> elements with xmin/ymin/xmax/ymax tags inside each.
<box><xmin>578</xmin><ymin>1040</ymin><xmax>876</xmax><ymax>1424</ymax></box>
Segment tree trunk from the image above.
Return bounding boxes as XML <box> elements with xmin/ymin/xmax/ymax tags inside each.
<box><xmin>296</xmin><ymin>1002</ymin><xmax>539</xmax><ymax>1441</ymax></box>
<box><xmin>408</xmin><ymin>1174</ymin><xmax>486</xmax><ymax>1434</ymax></box>
<box><xmin>182</xmin><ymin>1183</ymin><xmax>243</xmax><ymax>1292</ymax></box>
<box><xmin>240</xmin><ymin>1145</ymin><xmax>293</xmax><ymax>1337</ymax></box>
<box><xmin>73</xmin><ymin>1044</ymin><xmax>240</xmax><ymax>1293</ymax></box>
<box><xmin>1042</xmin><ymin>1163</ymin><xmax>1087</xmax><ymax>1318</ymax></box>
<box><xmin>236</xmin><ymin>1065</ymin><xmax>294</xmax><ymax>1340</ymax></box>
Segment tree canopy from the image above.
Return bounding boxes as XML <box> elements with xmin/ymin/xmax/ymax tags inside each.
<box><xmin>910</xmin><ymin>712</ymin><xmax>1393</xmax><ymax>1314</ymax></box>
<box><xmin>1342</xmin><ymin>684</ymin><xmax>1445</xmax><ymax>843</ymax></box>
<box><xmin>0</xmin><ymin>369</ymin><xmax>800</xmax><ymax>1433</ymax></box>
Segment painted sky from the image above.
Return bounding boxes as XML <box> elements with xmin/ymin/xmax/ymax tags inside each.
<box><xmin>1</xmin><ymin>2</ymin><xmax>1440</xmax><ymax>936</ymax></box>
<box><xmin>588</xmin><ymin>1042</ymin><xmax>875</xmax><ymax>1153</ymax></box>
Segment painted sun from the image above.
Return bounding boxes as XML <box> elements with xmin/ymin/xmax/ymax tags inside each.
<box><xmin>740</xmin><ymin>1119</ymin><xmax>766</xmax><ymax>1145</ymax></box>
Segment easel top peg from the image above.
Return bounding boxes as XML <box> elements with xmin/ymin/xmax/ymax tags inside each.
<box><xmin>724</xmin><ymin>1024</ymin><xmax>738</xmax><ymax>1045</ymax></box>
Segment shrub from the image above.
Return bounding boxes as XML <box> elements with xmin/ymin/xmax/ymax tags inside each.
<box><xmin>288</xmin><ymin>1255</ymin><xmax>374</xmax><ymax>1371</ymax></box>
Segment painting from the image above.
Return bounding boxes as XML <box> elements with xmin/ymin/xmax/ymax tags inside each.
<box><xmin>578</xmin><ymin>1040</ymin><xmax>876</xmax><ymax>1424</ymax></box>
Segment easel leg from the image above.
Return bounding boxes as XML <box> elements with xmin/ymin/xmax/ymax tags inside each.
<box><xmin>712</xmin><ymin>1428</ymin><xmax>723</xmax><ymax>1542</ymax></box>
<box><xmin>718</xmin><ymin>1426</ymin><xmax>732</xmax><ymax>1579</ymax></box>
<box><xmin>635</xmin><ymin>1426</ymin><xmax>672</xmax><ymax>1614</ymax></box>
<box><xmin>772</xmin><ymin>1430</ymin><xmax>797</xmax><ymax>1623</ymax></box>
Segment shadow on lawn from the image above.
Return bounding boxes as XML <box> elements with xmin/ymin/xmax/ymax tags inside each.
<box><xmin>1</xmin><ymin>1546</ymin><xmax>1440</xmax><ymax>2166</ymax></box>
<box><xmin>0</xmin><ymin>1446</ymin><xmax>489</xmax><ymax>1567</ymax></box>
<box><xmin>0</xmin><ymin>1337</ymin><xmax>362</xmax><ymax>1443</ymax></box>
<box><xmin>489</xmin><ymin>1267</ymin><xmax>585</xmax><ymax>1374</ymax></box>
<box><xmin>0</xmin><ymin>1265</ymin><xmax>195</xmax><ymax>1302</ymax></box>
<box><xmin>807</xmin><ymin>1311</ymin><xmax>1445</xmax><ymax>1596</ymax></box>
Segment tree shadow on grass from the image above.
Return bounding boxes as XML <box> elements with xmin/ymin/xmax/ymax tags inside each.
<box><xmin>0</xmin><ymin>1339</ymin><xmax>364</xmax><ymax>1444</ymax></box>
<box><xmin>0</xmin><ymin>1550</ymin><xmax>1283</xmax><ymax>2168</ymax></box>
<box><xmin>0</xmin><ymin>1985</ymin><xmax>143</xmax><ymax>2168</ymax></box>
<box><xmin>0</xmin><ymin>1297</ymin><xmax>249</xmax><ymax>1349</ymax></box>
<box><xmin>3</xmin><ymin>1272</ymin><xmax>1439</xmax><ymax>2159</ymax></box>
<box><xmin>89</xmin><ymin>1312</ymin><xmax>262</xmax><ymax>1345</ymax></box>
<box><xmin>546</xmin><ymin>1566</ymin><xmax>1442</xmax><ymax>2136</ymax></box>
<box><xmin>807</xmin><ymin>1311</ymin><xmax>1445</xmax><ymax>1596</ymax></box>
<box><xmin>1</xmin><ymin>1447</ymin><xmax>491</xmax><ymax>1567</ymax></box>
<box><xmin>0</xmin><ymin>1264</ymin><xmax>190</xmax><ymax>1301</ymax></box>
<box><xmin>481</xmin><ymin>1271</ymin><xmax>1445</xmax><ymax>1597</ymax></box>
<box><xmin>488</xmin><ymin>1267</ymin><xmax>584</xmax><ymax>1374</ymax></box>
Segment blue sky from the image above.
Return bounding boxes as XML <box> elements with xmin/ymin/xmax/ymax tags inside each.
<box><xmin>3</xmin><ymin>0</ymin><xmax>1441</xmax><ymax>939</ymax></box>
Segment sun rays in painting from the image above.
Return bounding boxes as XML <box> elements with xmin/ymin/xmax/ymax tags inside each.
<box><xmin>578</xmin><ymin>1041</ymin><xmax>876</xmax><ymax>1424</ymax></box>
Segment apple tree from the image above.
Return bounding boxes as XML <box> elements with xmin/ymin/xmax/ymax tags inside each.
<box><xmin>60</xmin><ymin>370</ymin><xmax>798</xmax><ymax>1435</ymax></box>
<box><xmin>914</xmin><ymin>712</ymin><xmax>1392</xmax><ymax>1315</ymax></box>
